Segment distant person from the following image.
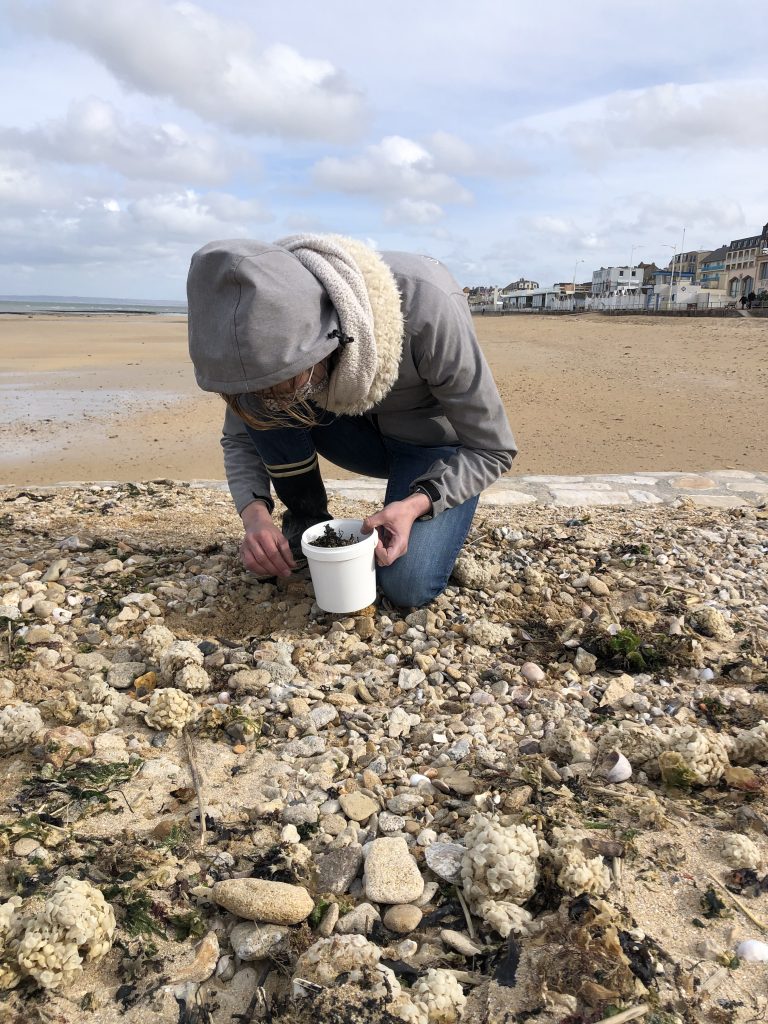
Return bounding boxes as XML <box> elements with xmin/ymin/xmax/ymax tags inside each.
<box><xmin>186</xmin><ymin>235</ymin><xmax>517</xmax><ymax>608</ymax></box>
<box><xmin>747</xmin><ymin>291</ymin><xmax>756</xmax><ymax>309</ymax></box>
<box><xmin>740</xmin><ymin>294</ymin><xmax>748</xmax><ymax>309</ymax></box>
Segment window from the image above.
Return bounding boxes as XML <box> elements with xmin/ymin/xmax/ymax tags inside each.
<box><xmin>760</xmin><ymin>263</ymin><xmax>768</xmax><ymax>281</ymax></box>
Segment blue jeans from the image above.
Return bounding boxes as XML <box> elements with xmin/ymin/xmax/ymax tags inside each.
<box><xmin>244</xmin><ymin>413</ymin><xmax>478</xmax><ymax>607</ymax></box>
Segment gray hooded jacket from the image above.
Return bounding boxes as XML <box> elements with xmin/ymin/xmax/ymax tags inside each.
<box><xmin>187</xmin><ymin>242</ymin><xmax>517</xmax><ymax>518</ymax></box>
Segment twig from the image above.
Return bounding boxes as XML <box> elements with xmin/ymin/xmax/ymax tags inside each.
<box><xmin>183</xmin><ymin>729</ymin><xmax>207</xmax><ymax>849</ymax></box>
<box><xmin>455</xmin><ymin>886</ymin><xmax>476</xmax><ymax>941</ymax></box>
<box><xmin>705</xmin><ymin>872</ymin><xmax>768</xmax><ymax>933</ymax></box>
<box><xmin>592</xmin><ymin>1003</ymin><xmax>649</xmax><ymax>1024</ymax></box>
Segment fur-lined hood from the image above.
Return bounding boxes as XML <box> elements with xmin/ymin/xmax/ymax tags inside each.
<box><xmin>187</xmin><ymin>235</ymin><xmax>404</xmax><ymax>414</ymax></box>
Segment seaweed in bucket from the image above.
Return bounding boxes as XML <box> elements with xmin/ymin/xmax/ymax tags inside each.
<box><xmin>307</xmin><ymin>523</ymin><xmax>358</xmax><ymax>548</ymax></box>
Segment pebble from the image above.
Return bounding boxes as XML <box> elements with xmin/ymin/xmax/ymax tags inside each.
<box><xmin>587</xmin><ymin>575</ymin><xmax>611</xmax><ymax>596</ymax></box>
<box><xmin>212</xmin><ymin>879</ymin><xmax>314</xmax><ymax>924</ymax></box>
<box><xmin>229</xmin><ymin>923</ymin><xmax>289</xmax><ymax>961</ymax></box>
<box><xmin>13</xmin><ymin>838</ymin><xmax>41</xmax><ymax>857</ymax></box>
<box><xmin>315</xmin><ymin>846</ymin><xmax>364</xmax><ymax>895</ymax></box>
<box><xmin>363</xmin><ymin>837</ymin><xmax>425</xmax><ymax>904</ymax></box>
<box><xmin>521</xmin><ymin>662</ymin><xmax>546</xmax><ymax>683</ymax></box>
<box><xmin>335</xmin><ymin>902</ymin><xmax>380</xmax><ymax>935</ymax></box>
<box><xmin>339</xmin><ymin>791</ymin><xmax>379</xmax><ymax>821</ymax></box>
<box><xmin>383</xmin><ymin>905</ymin><xmax>423</xmax><ymax>934</ymax></box>
<box><xmin>424</xmin><ymin>842</ymin><xmax>465</xmax><ymax>884</ymax></box>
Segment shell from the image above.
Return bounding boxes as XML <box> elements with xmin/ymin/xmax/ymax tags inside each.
<box><xmin>168</xmin><ymin>931</ymin><xmax>220</xmax><ymax>984</ymax></box>
<box><xmin>736</xmin><ymin>939</ymin><xmax>768</xmax><ymax>963</ymax></box>
<box><xmin>602</xmin><ymin>750</ymin><xmax>633</xmax><ymax>783</ymax></box>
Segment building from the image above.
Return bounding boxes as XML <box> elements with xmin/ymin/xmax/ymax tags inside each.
<box><xmin>591</xmin><ymin>266</ymin><xmax>643</xmax><ymax>298</ymax></box>
<box><xmin>725</xmin><ymin>231</ymin><xmax>763</xmax><ymax>298</ymax></box>
<box><xmin>665</xmin><ymin>249</ymin><xmax>711</xmax><ymax>283</ymax></box>
<box><xmin>753</xmin><ymin>223</ymin><xmax>768</xmax><ymax>297</ymax></box>
<box><xmin>502</xmin><ymin>278</ymin><xmax>538</xmax><ymax>292</ymax></box>
<box><xmin>699</xmin><ymin>245</ymin><xmax>728</xmax><ymax>290</ymax></box>
<box><xmin>502</xmin><ymin>286</ymin><xmax>583</xmax><ymax>311</ymax></box>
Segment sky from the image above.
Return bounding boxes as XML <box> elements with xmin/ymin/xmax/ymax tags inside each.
<box><xmin>1</xmin><ymin>0</ymin><xmax>767</xmax><ymax>299</ymax></box>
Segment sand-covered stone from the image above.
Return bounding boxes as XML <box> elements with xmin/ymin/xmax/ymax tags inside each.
<box><xmin>363</xmin><ymin>837</ymin><xmax>424</xmax><ymax>904</ymax></box>
<box><xmin>212</xmin><ymin>879</ymin><xmax>313</xmax><ymax>924</ymax></box>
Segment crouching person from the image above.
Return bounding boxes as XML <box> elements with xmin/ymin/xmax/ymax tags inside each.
<box><xmin>186</xmin><ymin>234</ymin><xmax>517</xmax><ymax>608</ymax></box>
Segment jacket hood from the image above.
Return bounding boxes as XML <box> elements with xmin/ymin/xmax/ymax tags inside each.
<box><xmin>187</xmin><ymin>239</ymin><xmax>341</xmax><ymax>394</ymax></box>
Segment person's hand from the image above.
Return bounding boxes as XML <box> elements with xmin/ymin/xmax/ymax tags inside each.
<box><xmin>361</xmin><ymin>492</ymin><xmax>431</xmax><ymax>566</ymax></box>
<box><xmin>240</xmin><ymin>501</ymin><xmax>294</xmax><ymax>577</ymax></box>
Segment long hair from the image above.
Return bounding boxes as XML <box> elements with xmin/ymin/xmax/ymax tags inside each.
<box><xmin>220</xmin><ymin>391</ymin><xmax>327</xmax><ymax>431</ymax></box>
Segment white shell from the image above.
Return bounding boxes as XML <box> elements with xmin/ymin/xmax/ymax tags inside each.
<box><xmin>736</xmin><ymin>939</ymin><xmax>768</xmax><ymax>962</ymax></box>
<box><xmin>602</xmin><ymin>750</ymin><xmax>633</xmax><ymax>783</ymax></box>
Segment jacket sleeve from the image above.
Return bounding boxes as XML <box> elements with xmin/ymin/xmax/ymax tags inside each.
<box><xmin>408</xmin><ymin>289</ymin><xmax>517</xmax><ymax>516</ymax></box>
<box><xmin>220</xmin><ymin>406</ymin><xmax>274</xmax><ymax>516</ymax></box>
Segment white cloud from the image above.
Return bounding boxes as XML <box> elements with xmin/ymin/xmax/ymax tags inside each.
<box><xmin>384</xmin><ymin>199</ymin><xmax>444</xmax><ymax>225</ymax></box>
<box><xmin>0</xmin><ymin>186</ymin><xmax>273</xmax><ymax>272</ymax></box>
<box><xmin>512</xmin><ymin>79</ymin><xmax>768</xmax><ymax>159</ymax></box>
<box><xmin>313</xmin><ymin>135</ymin><xmax>472</xmax><ymax>209</ymax></box>
<box><xmin>18</xmin><ymin>0</ymin><xmax>367</xmax><ymax>142</ymax></box>
<box><xmin>0</xmin><ymin>98</ymin><xmax>246</xmax><ymax>184</ymax></box>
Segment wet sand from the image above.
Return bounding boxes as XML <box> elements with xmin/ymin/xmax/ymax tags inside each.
<box><xmin>1</xmin><ymin>312</ymin><xmax>766</xmax><ymax>486</ymax></box>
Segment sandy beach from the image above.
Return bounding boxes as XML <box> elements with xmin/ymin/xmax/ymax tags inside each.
<box><xmin>0</xmin><ymin>312</ymin><xmax>766</xmax><ymax>487</ymax></box>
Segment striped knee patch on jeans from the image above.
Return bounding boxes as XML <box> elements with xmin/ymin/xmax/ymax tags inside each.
<box><xmin>264</xmin><ymin>453</ymin><xmax>319</xmax><ymax>479</ymax></box>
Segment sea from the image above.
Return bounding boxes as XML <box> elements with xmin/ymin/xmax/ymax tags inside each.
<box><xmin>0</xmin><ymin>295</ymin><xmax>187</xmax><ymax>316</ymax></box>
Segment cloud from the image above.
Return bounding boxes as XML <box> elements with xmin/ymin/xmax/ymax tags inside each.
<box><xmin>313</xmin><ymin>135</ymin><xmax>473</xmax><ymax>210</ymax></box>
<box><xmin>0</xmin><ymin>186</ymin><xmax>273</xmax><ymax>270</ymax></box>
<box><xmin>514</xmin><ymin>79</ymin><xmax>768</xmax><ymax>159</ymax></box>
<box><xmin>0</xmin><ymin>97</ymin><xmax>246</xmax><ymax>184</ymax></box>
<box><xmin>384</xmin><ymin>199</ymin><xmax>445</xmax><ymax>226</ymax></box>
<box><xmin>18</xmin><ymin>0</ymin><xmax>367</xmax><ymax>142</ymax></box>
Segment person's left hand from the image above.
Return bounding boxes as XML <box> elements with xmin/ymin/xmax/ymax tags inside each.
<box><xmin>361</xmin><ymin>493</ymin><xmax>431</xmax><ymax>566</ymax></box>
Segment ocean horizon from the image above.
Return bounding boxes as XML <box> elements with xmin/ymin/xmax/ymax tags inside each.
<box><xmin>0</xmin><ymin>294</ymin><xmax>187</xmax><ymax>315</ymax></box>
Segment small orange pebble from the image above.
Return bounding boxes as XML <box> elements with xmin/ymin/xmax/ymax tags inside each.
<box><xmin>232</xmin><ymin>744</ymin><xmax>246</xmax><ymax>754</ymax></box>
<box><xmin>134</xmin><ymin>671</ymin><xmax>158</xmax><ymax>698</ymax></box>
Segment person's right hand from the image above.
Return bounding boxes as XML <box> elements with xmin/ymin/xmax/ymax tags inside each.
<box><xmin>240</xmin><ymin>501</ymin><xmax>294</xmax><ymax>578</ymax></box>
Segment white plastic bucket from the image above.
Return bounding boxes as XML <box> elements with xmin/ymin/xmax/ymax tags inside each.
<box><xmin>301</xmin><ymin>518</ymin><xmax>378</xmax><ymax>614</ymax></box>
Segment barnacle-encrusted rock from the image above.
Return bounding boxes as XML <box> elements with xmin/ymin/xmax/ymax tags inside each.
<box><xmin>461</xmin><ymin>815</ymin><xmax>539</xmax><ymax>937</ymax></box>
<box><xmin>732</xmin><ymin>722</ymin><xmax>768</xmax><ymax>766</ymax></box>
<box><xmin>451</xmin><ymin>555</ymin><xmax>500</xmax><ymax>591</ymax></box>
<box><xmin>141</xmin><ymin>623</ymin><xmax>176</xmax><ymax>661</ymax></box>
<box><xmin>0</xmin><ymin>703</ymin><xmax>44</xmax><ymax>754</ymax></box>
<box><xmin>15</xmin><ymin>878</ymin><xmax>115</xmax><ymax>990</ymax></box>
<box><xmin>0</xmin><ymin>896</ymin><xmax>23</xmax><ymax>990</ymax></box>
<box><xmin>664</xmin><ymin>725</ymin><xmax>730</xmax><ymax>785</ymax></box>
<box><xmin>77</xmin><ymin>702</ymin><xmax>120</xmax><ymax>731</ymax></box>
<box><xmin>159</xmin><ymin>641</ymin><xmax>211</xmax><ymax>693</ymax></box>
<box><xmin>689</xmin><ymin>606</ymin><xmax>734</xmax><ymax>642</ymax></box>
<box><xmin>145</xmin><ymin>687</ymin><xmax>199</xmax><ymax>734</ymax></box>
<box><xmin>399</xmin><ymin>968</ymin><xmax>467</xmax><ymax>1024</ymax></box>
<box><xmin>541</xmin><ymin>718</ymin><xmax>595</xmax><ymax>766</ymax></box>
<box><xmin>464</xmin><ymin>620</ymin><xmax>512</xmax><ymax>647</ymax></box>
<box><xmin>596</xmin><ymin>722</ymin><xmax>667</xmax><ymax>777</ymax></box>
<box><xmin>719</xmin><ymin>832</ymin><xmax>762</xmax><ymax>870</ymax></box>
<box><xmin>294</xmin><ymin>934</ymin><xmax>382</xmax><ymax>987</ymax></box>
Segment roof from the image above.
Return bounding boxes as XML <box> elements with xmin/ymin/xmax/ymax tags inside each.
<box><xmin>702</xmin><ymin>245</ymin><xmax>728</xmax><ymax>264</ymax></box>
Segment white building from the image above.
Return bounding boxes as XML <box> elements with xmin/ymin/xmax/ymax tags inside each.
<box><xmin>591</xmin><ymin>266</ymin><xmax>643</xmax><ymax>297</ymax></box>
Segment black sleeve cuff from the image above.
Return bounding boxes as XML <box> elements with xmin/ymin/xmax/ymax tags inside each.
<box><xmin>410</xmin><ymin>481</ymin><xmax>440</xmax><ymax>521</ymax></box>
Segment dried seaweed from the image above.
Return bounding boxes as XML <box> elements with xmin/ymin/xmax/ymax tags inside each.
<box><xmin>11</xmin><ymin>758</ymin><xmax>143</xmax><ymax>823</ymax></box>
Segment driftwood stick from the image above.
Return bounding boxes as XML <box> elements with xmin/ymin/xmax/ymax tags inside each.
<box><xmin>455</xmin><ymin>886</ymin><xmax>476</xmax><ymax>941</ymax></box>
<box><xmin>183</xmin><ymin>729</ymin><xmax>207</xmax><ymax>849</ymax></box>
<box><xmin>592</xmin><ymin>1003</ymin><xmax>649</xmax><ymax>1024</ymax></box>
<box><xmin>705</xmin><ymin>872</ymin><xmax>768</xmax><ymax>933</ymax></box>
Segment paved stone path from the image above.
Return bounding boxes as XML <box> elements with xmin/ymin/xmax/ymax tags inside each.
<box><xmin>319</xmin><ymin>470</ymin><xmax>768</xmax><ymax>509</ymax></box>
<box><xmin>15</xmin><ymin>470</ymin><xmax>765</xmax><ymax>509</ymax></box>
